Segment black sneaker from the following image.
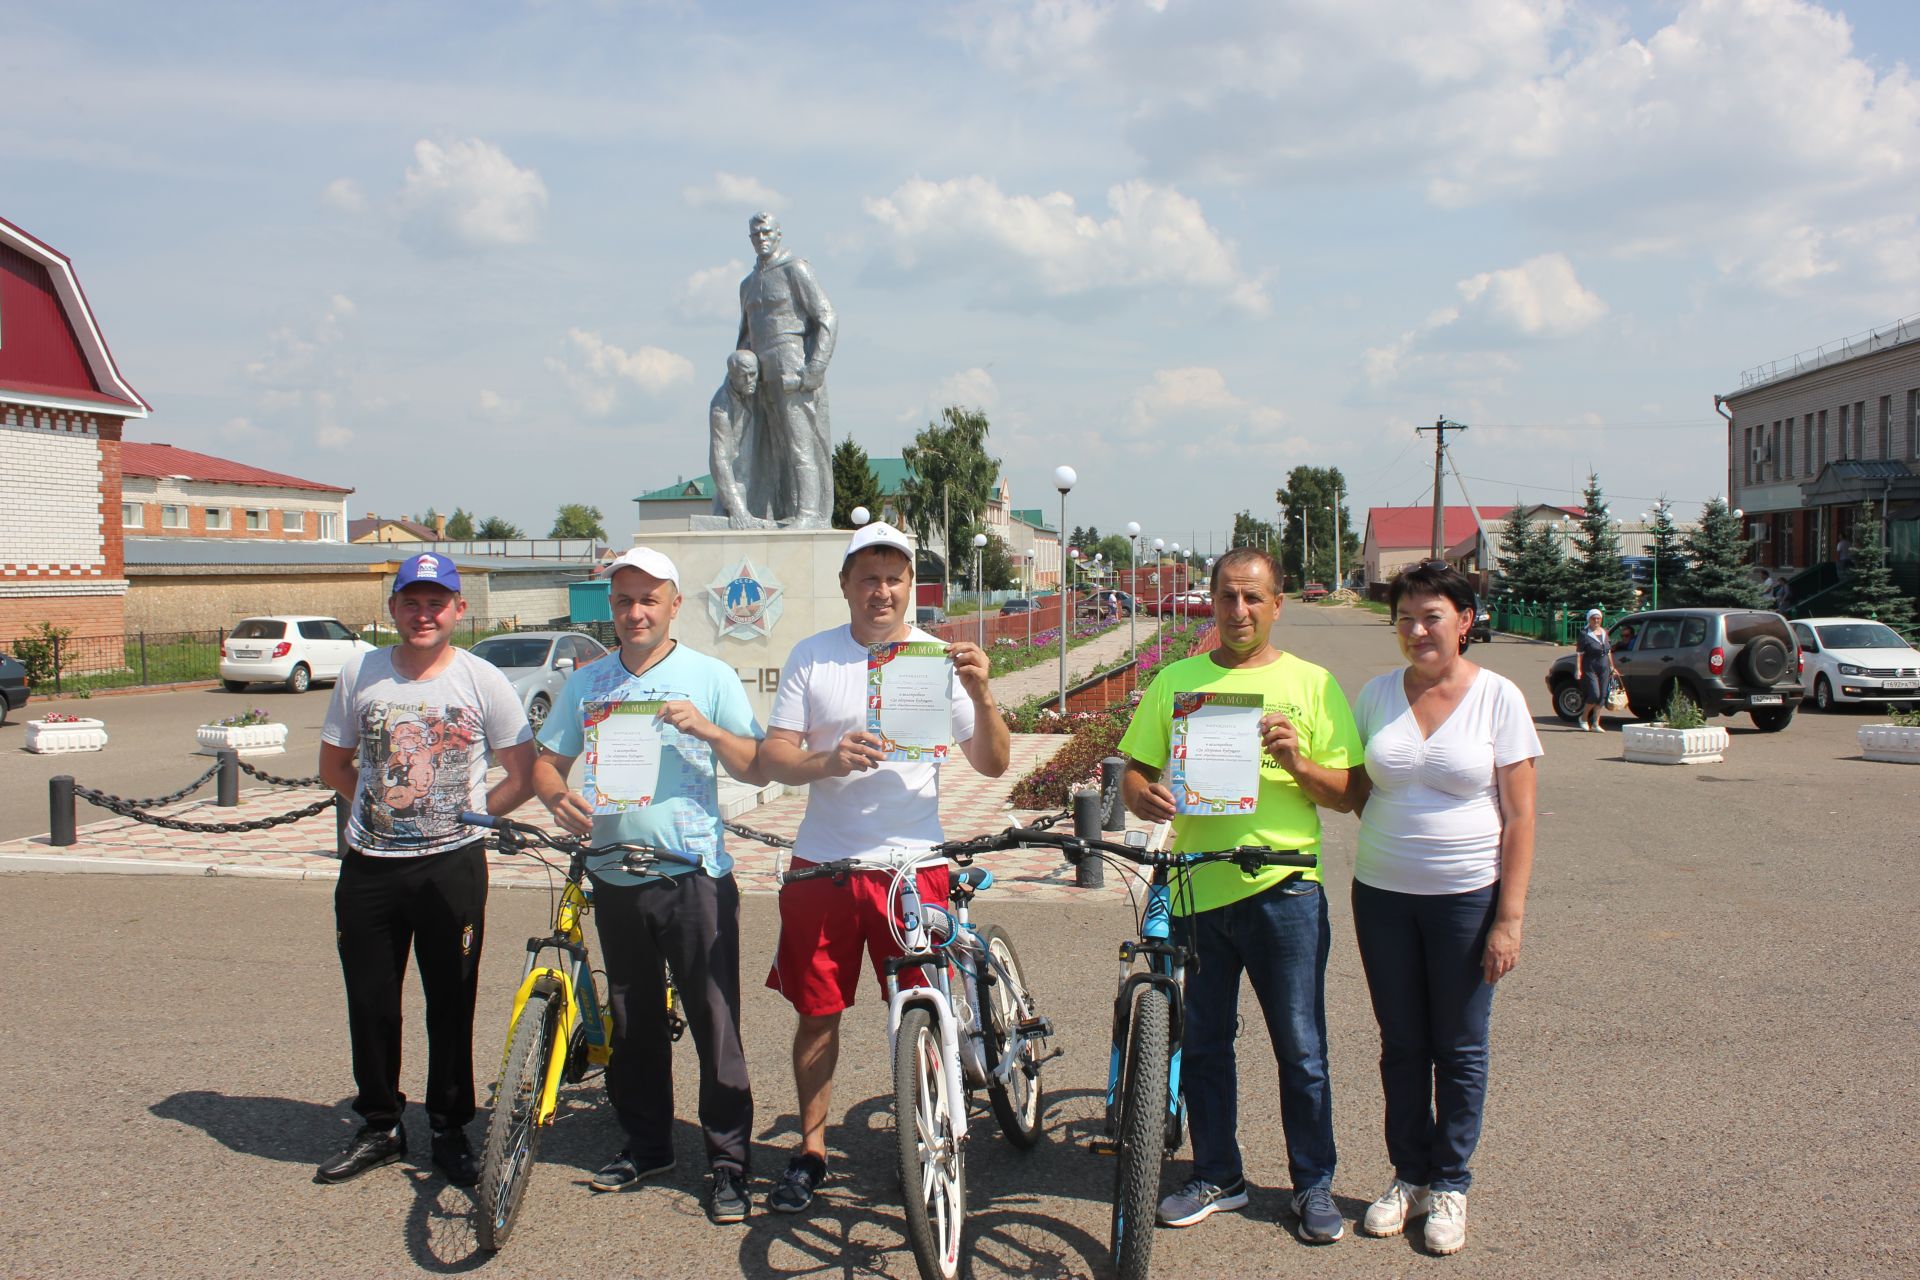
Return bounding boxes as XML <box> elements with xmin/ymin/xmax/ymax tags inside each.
<box><xmin>1291</xmin><ymin>1184</ymin><xmax>1346</xmax><ymax>1244</ymax></box>
<box><xmin>315</xmin><ymin>1125</ymin><xmax>405</xmax><ymax>1184</ymax></box>
<box><xmin>708</xmin><ymin>1165</ymin><xmax>749</xmax><ymax>1224</ymax></box>
<box><xmin>431</xmin><ymin>1127</ymin><xmax>479</xmax><ymax>1187</ymax></box>
<box><xmin>767</xmin><ymin>1153</ymin><xmax>827</xmax><ymax>1214</ymax></box>
<box><xmin>588</xmin><ymin>1149</ymin><xmax>675</xmax><ymax>1193</ymax></box>
<box><xmin>1157</xmin><ymin>1175</ymin><xmax>1250</xmax><ymax>1227</ymax></box>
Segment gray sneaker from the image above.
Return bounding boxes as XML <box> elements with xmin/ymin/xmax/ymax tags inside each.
<box><xmin>1157</xmin><ymin>1175</ymin><xmax>1249</xmax><ymax>1227</ymax></box>
<box><xmin>588</xmin><ymin>1149</ymin><xmax>675</xmax><ymax>1192</ymax></box>
<box><xmin>1290</xmin><ymin>1184</ymin><xmax>1346</xmax><ymax>1243</ymax></box>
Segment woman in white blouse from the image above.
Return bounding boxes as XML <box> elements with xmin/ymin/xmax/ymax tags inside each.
<box><xmin>1349</xmin><ymin>562</ymin><xmax>1541</xmax><ymax>1256</ymax></box>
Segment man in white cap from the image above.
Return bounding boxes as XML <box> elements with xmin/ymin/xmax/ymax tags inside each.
<box><xmin>317</xmin><ymin>552</ymin><xmax>536</xmax><ymax>1188</ymax></box>
<box><xmin>754</xmin><ymin>521</ymin><xmax>1009</xmax><ymax>1215</ymax></box>
<box><xmin>532</xmin><ymin>546</ymin><xmax>765</xmax><ymax>1224</ymax></box>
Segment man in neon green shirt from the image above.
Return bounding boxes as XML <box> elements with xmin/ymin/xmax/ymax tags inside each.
<box><xmin>1119</xmin><ymin>546</ymin><xmax>1364</xmax><ymax>1244</ymax></box>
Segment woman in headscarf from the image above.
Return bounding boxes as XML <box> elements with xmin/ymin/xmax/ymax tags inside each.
<box><xmin>1574</xmin><ymin>608</ymin><xmax>1615</xmax><ymax>732</ymax></box>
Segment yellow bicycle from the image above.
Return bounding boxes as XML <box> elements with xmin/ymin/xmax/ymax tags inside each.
<box><xmin>457</xmin><ymin>812</ymin><xmax>691</xmax><ymax>1251</ymax></box>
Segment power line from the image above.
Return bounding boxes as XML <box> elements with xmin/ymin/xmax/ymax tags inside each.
<box><xmin>1468</xmin><ymin>419</ymin><xmax>1721</xmax><ymax>431</ymax></box>
<box><xmin>1457</xmin><ymin>472</ymin><xmax>1713</xmax><ymax>511</ymax></box>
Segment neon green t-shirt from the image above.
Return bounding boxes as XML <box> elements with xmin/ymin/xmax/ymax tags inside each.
<box><xmin>1118</xmin><ymin>649</ymin><xmax>1362</xmax><ymax>914</ymax></box>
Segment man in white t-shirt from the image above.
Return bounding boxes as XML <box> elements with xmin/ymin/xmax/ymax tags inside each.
<box><xmin>754</xmin><ymin>522</ymin><xmax>1010</xmax><ymax>1215</ymax></box>
<box><xmin>315</xmin><ymin>552</ymin><xmax>536</xmax><ymax>1188</ymax></box>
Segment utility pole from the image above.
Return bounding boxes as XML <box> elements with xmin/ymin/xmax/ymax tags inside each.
<box><xmin>1419</xmin><ymin>417</ymin><xmax>1468</xmax><ymax>559</ymax></box>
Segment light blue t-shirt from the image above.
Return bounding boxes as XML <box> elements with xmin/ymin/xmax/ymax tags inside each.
<box><xmin>537</xmin><ymin>642</ymin><xmax>762</xmax><ymax>878</ymax></box>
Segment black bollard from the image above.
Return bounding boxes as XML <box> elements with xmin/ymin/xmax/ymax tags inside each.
<box><xmin>49</xmin><ymin>776</ymin><xmax>76</xmax><ymax>848</ymax></box>
<box><xmin>1100</xmin><ymin>756</ymin><xmax>1126</xmax><ymax>831</ymax></box>
<box><xmin>1073</xmin><ymin>788</ymin><xmax>1106</xmax><ymax>888</ymax></box>
<box><xmin>216</xmin><ymin>749</ymin><xmax>239</xmax><ymax>807</ymax></box>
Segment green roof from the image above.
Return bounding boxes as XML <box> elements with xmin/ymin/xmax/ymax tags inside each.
<box><xmin>1011</xmin><ymin>508</ymin><xmax>1057</xmax><ymax>533</ymax></box>
<box><xmin>633</xmin><ymin>476</ymin><xmax>715</xmax><ymax>503</ymax></box>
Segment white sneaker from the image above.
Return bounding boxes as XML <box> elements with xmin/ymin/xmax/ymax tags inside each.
<box><xmin>1425</xmin><ymin>1190</ymin><xmax>1467</xmax><ymax>1255</ymax></box>
<box><xmin>1361</xmin><ymin>1179</ymin><xmax>1430</xmax><ymax>1236</ymax></box>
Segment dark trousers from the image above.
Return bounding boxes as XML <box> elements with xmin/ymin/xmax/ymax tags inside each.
<box><xmin>594</xmin><ymin>872</ymin><xmax>753</xmax><ymax>1173</ymax></box>
<box><xmin>334</xmin><ymin>843</ymin><xmax>488</xmax><ymax>1131</ymax></box>
<box><xmin>1175</xmin><ymin>880</ymin><xmax>1338</xmax><ymax>1191</ymax></box>
<box><xmin>1350</xmin><ymin>879</ymin><xmax>1498</xmax><ymax>1193</ymax></box>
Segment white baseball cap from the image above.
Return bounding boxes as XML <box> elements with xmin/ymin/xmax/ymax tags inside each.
<box><xmin>602</xmin><ymin>546</ymin><xmax>680</xmax><ymax>587</ymax></box>
<box><xmin>843</xmin><ymin>521</ymin><xmax>914</xmax><ymax>562</ymax></box>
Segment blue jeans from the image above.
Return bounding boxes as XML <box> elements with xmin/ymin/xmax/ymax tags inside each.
<box><xmin>1350</xmin><ymin>879</ymin><xmax>1498</xmax><ymax>1193</ymax></box>
<box><xmin>1175</xmin><ymin>880</ymin><xmax>1336</xmax><ymax>1191</ymax></box>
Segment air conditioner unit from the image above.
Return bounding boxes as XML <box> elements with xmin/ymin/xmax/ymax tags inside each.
<box><xmin>1751</xmin><ymin>440</ymin><xmax>1771</xmax><ymax>466</ymax></box>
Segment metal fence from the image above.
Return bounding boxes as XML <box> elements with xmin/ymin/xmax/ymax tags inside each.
<box><xmin>1490</xmin><ymin>600</ymin><xmax>1630</xmax><ymax>645</ymax></box>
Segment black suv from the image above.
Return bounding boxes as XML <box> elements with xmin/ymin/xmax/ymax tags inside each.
<box><xmin>0</xmin><ymin>652</ymin><xmax>28</xmax><ymax>725</ymax></box>
<box><xmin>1546</xmin><ymin>607</ymin><xmax>1803</xmax><ymax>731</ymax></box>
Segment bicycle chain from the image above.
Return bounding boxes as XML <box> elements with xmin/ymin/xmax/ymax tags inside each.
<box><xmin>74</xmin><ymin>785</ymin><xmax>339</xmax><ymax>834</ymax></box>
<box><xmin>236</xmin><ymin>760</ymin><xmax>326</xmax><ymax>788</ymax></box>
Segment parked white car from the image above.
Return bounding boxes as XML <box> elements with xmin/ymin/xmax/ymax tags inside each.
<box><xmin>469</xmin><ymin>631</ymin><xmax>609</xmax><ymax>731</ymax></box>
<box><xmin>220</xmin><ymin>617</ymin><xmax>374</xmax><ymax>693</ymax></box>
<box><xmin>1789</xmin><ymin>616</ymin><xmax>1920</xmax><ymax>711</ymax></box>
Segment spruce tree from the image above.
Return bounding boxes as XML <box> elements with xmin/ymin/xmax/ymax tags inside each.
<box><xmin>1495</xmin><ymin>502</ymin><xmax>1537</xmax><ymax>599</ymax></box>
<box><xmin>1681</xmin><ymin>497</ymin><xmax>1768</xmax><ymax>607</ymax></box>
<box><xmin>445</xmin><ymin>507</ymin><xmax>476</xmax><ymax>540</ymax></box>
<box><xmin>1532</xmin><ymin>519</ymin><xmax>1573</xmax><ymax>604</ymax></box>
<box><xmin>830</xmin><ymin>436</ymin><xmax>885</xmax><ymax>529</ymax></box>
<box><xmin>1646</xmin><ymin>497</ymin><xmax>1688</xmax><ymax>609</ymax></box>
<box><xmin>1568</xmin><ymin>473</ymin><xmax>1636</xmax><ymax>613</ymax></box>
<box><xmin>1843</xmin><ymin>503</ymin><xmax>1917</xmax><ymax>634</ymax></box>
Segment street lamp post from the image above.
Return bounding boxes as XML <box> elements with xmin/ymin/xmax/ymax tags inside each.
<box><xmin>1024</xmin><ymin>548</ymin><xmax>1036</xmax><ymax>649</ymax></box>
<box><xmin>1170</xmin><ymin>542</ymin><xmax>1182</xmax><ymax>629</ymax></box>
<box><xmin>1126</xmin><ymin>520</ymin><xmax>1141</xmax><ymax>659</ymax></box>
<box><xmin>1054</xmin><ymin>465</ymin><xmax>1076</xmax><ymax>711</ymax></box>
<box><xmin>1302</xmin><ymin>507</ymin><xmax>1311</xmax><ymax>594</ymax></box>
<box><xmin>972</xmin><ymin>532</ymin><xmax>988</xmax><ymax>650</ymax></box>
<box><xmin>1327</xmin><ymin>497</ymin><xmax>1342</xmax><ymax>591</ymax></box>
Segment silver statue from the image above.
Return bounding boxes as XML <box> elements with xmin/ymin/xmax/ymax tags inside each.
<box><xmin>709</xmin><ymin>350</ymin><xmax>777</xmax><ymax>529</ymax></box>
<box><xmin>734</xmin><ymin>212</ymin><xmax>836</xmax><ymax>528</ymax></box>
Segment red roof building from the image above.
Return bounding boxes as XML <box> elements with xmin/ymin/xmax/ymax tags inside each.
<box><xmin>1363</xmin><ymin>503</ymin><xmax>1582</xmax><ymax>585</ymax></box>
<box><xmin>119</xmin><ymin>442</ymin><xmax>352</xmax><ymax>543</ymax></box>
<box><xmin>1</xmin><ymin>216</ymin><xmax>151</xmax><ymax>641</ymax></box>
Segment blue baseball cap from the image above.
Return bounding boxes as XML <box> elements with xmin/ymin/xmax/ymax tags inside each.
<box><xmin>393</xmin><ymin>552</ymin><xmax>461</xmax><ymax>594</ymax></box>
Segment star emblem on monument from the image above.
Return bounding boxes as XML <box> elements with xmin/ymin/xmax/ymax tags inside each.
<box><xmin>705</xmin><ymin>557</ymin><xmax>785</xmax><ymax>641</ymax></box>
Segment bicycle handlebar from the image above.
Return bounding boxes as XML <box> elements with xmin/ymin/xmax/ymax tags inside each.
<box><xmin>934</xmin><ymin>825</ymin><xmax>1315</xmax><ymax>876</ymax></box>
<box><xmin>457</xmin><ymin>811</ymin><xmax>699</xmax><ymax>871</ymax></box>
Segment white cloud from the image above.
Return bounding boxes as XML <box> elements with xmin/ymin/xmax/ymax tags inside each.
<box><xmin>863</xmin><ymin>176</ymin><xmax>1267</xmax><ymax>312</ymax></box>
<box><xmin>476</xmin><ymin>389</ymin><xmax>520</xmax><ymax>416</ymax></box>
<box><xmin>316</xmin><ymin>424</ymin><xmax>354</xmax><ymax>450</ymax></box>
<box><xmin>1365</xmin><ymin>254</ymin><xmax>1604</xmax><ymax>390</ymax></box>
<box><xmin>545</xmin><ymin>328</ymin><xmax>694</xmax><ymax>416</ymax></box>
<box><xmin>1120</xmin><ymin>367</ymin><xmax>1301</xmax><ymax>461</ymax></box>
<box><xmin>1456</xmin><ymin>254</ymin><xmax>1608</xmax><ymax>337</ymax></box>
<box><xmin>398</xmin><ymin>137</ymin><xmax>548</xmax><ymax>252</ymax></box>
<box><xmin>682</xmin><ymin>172</ymin><xmax>786</xmax><ymax>210</ymax></box>
<box><xmin>245</xmin><ymin>294</ymin><xmax>355</xmax><ymax>384</ymax></box>
<box><xmin>321</xmin><ymin>177</ymin><xmax>366</xmax><ymax>214</ymax></box>
<box><xmin>674</xmin><ymin>260</ymin><xmax>746</xmax><ymax>322</ymax></box>
<box><xmin>934</xmin><ymin>367</ymin><xmax>999</xmax><ymax>411</ymax></box>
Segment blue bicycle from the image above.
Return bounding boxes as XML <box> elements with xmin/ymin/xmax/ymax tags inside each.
<box><xmin>972</xmin><ymin>825</ymin><xmax>1313</xmax><ymax>1280</ymax></box>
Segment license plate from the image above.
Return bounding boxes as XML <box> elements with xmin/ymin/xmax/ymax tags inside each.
<box><xmin>1885</xmin><ymin>680</ymin><xmax>1919</xmax><ymax>691</ymax></box>
<box><xmin>1749</xmin><ymin>693</ymin><xmax>1783</xmax><ymax>706</ymax></box>
<box><xmin>234</xmin><ymin>649</ymin><xmax>259</xmax><ymax>660</ymax></box>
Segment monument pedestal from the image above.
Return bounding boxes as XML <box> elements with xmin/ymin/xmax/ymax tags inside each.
<box><xmin>639</xmin><ymin>526</ymin><xmax>914</xmax><ymax>727</ymax></box>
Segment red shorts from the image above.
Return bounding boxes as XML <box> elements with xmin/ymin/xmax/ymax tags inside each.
<box><xmin>766</xmin><ymin>861</ymin><xmax>951</xmax><ymax>1016</ymax></box>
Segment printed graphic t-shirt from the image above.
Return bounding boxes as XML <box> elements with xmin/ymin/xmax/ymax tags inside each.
<box><xmin>322</xmin><ymin>647</ymin><xmax>532</xmax><ymax>857</ymax></box>
<box><xmin>1119</xmin><ymin>650</ymin><xmax>1362</xmax><ymax>914</ymax></box>
<box><xmin>537</xmin><ymin>642</ymin><xmax>763</xmax><ymax>878</ymax></box>
<box><xmin>769</xmin><ymin>625</ymin><xmax>976</xmax><ymax>867</ymax></box>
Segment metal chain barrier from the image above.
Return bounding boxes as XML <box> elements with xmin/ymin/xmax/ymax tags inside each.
<box><xmin>103</xmin><ymin>762</ymin><xmax>223</xmax><ymax>813</ymax></box>
<box><xmin>236</xmin><ymin>760</ymin><xmax>326</xmax><ymax>788</ymax></box>
<box><xmin>73</xmin><ymin>784</ymin><xmax>338</xmax><ymax>834</ymax></box>
<box><xmin>723</xmin><ymin>819</ymin><xmax>796</xmax><ymax>850</ymax></box>
<box><xmin>1026</xmin><ymin>808</ymin><xmax>1074</xmax><ymax>831</ymax></box>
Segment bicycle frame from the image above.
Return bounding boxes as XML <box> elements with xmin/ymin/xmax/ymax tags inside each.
<box><xmin>1104</xmin><ymin>868</ymin><xmax>1189</xmax><ymax>1149</ymax></box>
<box><xmin>498</xmin><ymin>871</ymin><xmax>611</xmax><ymax>1128</ymax></box>
<box><xmin>883</xmin><ymin>865</ymin><xmax>971</xmax><ymax>1144</ymax></box>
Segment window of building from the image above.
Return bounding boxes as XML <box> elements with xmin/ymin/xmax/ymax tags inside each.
<box><xmin>1881</xmin><ymin>396</ymin><xmax>1893</xmax><ymax>458</ymax></box>
<box><xmin>1855</xmin><ymin>400</ymin><xmax>1867</xmax><ymax>457</ymax></box>
<box><xmin>121</xmin><ymin>502</ymin><xmax>142</xmax><ymax>528</ymax></box>
<box><xmin>1781</xmin><ymin>419</ymin><xmax>1793</xmax><ymax>476</ymax></box>
<box><xmin>1909</xmin><ymin>390</ymin><xmax>1919</xmax><ymax>460</ymax></box>
<box><xmin>1817</xmin><ymin>409</ymin><xmax>1828</xmax><ymax>466</ymax></box>
<box><xmin>205</xmin><ymin>507</ymin><xmax>229</xmax><ymax>530</ymax></box>
<box><xmin>244</xmin><ymin>509</ymin><xmax>267</xmax><ymax>531</ymax></box>
<box><xmin>283</xmin><ymin>509</ymin><xmax>305</xmax><ymax>532</ymax></box>
<box><xmin>1804</xmin><ymin>415</ymin><xmax>1815</xmax><ymax>475</ymax></box>
<box><xmin>1838</xmin><ymin>404</ymin><xmax>1850</xmax><ymax>459</ymax></box>
<box><xmin>318</xmin><ymin>512</ymin><xmax>338</xmax><ymax>541</ymax></box>
<box><xmin>161</xmin><ymin>504</ymin><xmax>187</xmax><ymax>529</ymax></box>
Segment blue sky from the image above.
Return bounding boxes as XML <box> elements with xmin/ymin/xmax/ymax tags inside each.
<box><xmin>9</xmin><ymin>0</ymin><xmax>1920</xmax><ymax>545</ymax></box>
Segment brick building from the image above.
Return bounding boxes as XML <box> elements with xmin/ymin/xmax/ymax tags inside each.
<box><xmin>0</xmin><ymin>216</ymin><xmax>151</xmax><ymax>641</ymax></box>
<box><xmin>120</xmin><ymin>442</ymin><xmax>351</xmax><ymax>543</ymax></box>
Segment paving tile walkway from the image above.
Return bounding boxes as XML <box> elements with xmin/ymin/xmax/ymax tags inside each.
<box><xmin>987</xmin><ymin>615</ymin><xmax>1166</xmax><ymax>707</ymax></box>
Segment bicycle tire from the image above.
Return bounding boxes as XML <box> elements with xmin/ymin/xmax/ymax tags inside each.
<box><xmin>1111</xmin><ymin>986</ymin><xmax>1171</xmax><ymax>1280</ymax></box>
<box><xmin>976</xmin><ymin>924</ymin><xmax>1045</xmax><ymax>1149</ymax></box>
<box><xmin>895</xmin><ymin>1005</ymin><xmax>966</xmax><ymax>1280</ymax></box>
<box><xmin>476</xmin><ymin>986</ymin><xmax>558</xmax><ymax>1252</ymax></box>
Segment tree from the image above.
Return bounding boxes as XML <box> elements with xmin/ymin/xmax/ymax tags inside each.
<box><xmin>1232</xmin><ymin>510</ymin><xmax>1278</xmax><ymax>552</ymax></box>
<box><xmin>1494</xmin><ymin>502</ymin><xmax>1541</xmax><ymax>599</ymax></box>
<box><xmin>1843</xmin><ymin>503</ymin><xmax>1917</xmax><ymax>633</ymax></box>
<box><xmin>475</xmin><ymin>515</ymin><xmax>524</xmax><ymax>539</ymax></box>
<box><xmin>1091</xmin><ymin>533</ymin><xmax>1133</xmax><ymax>570</ymax></box>
<box><xmin>979</xmin><ymin>533</ymin><xmax>1018</xmax><ymax>591</ymax></box>
<box><xmin>831</xmin><ymin>436</ymin><xmax>885</xmax><ymax>529</ymax></box>
<box><xmin>1273</xmin><ymin>467</ymin><xmax>1358</xmax><ymax>586</ymax></box>
<box><xmin>1645</xmin><ymin>498</ymin><xmax>1689</xmax><ymax>608</ymax></box>
<box><xmin>444</xmin><ymin>507</ymin><xmax>476</xmax><ymax>540</ymax></box>
<box><xmin>1680</xmin><ymin>497</ymin><xmax>1767</xmax><ymax>608</ymax></box>
<box><xmin>1567</xmin><ymin>473</ymin><xmax>1636</xmax><ymax>613</ymax></box>
<box><xmin>549</xmin><ymin>503</ymin><xmax>606</xmax><ymax>540</ymax></box>
<box><xmin>1068</xmin><ymin>526</ymin><xmax>1099</xmax><ymax>553</ymax></box>
<box><xmin>414</xmin><ymin>506</ymin><xmax>442</xmax><ymax>528</ymax></box>
<box><xmin>897</xmin><ymin>406</ymin><xmax>1001</xmax><ymax>571</ymax></box>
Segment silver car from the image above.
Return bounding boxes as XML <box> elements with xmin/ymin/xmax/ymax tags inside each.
<box><xmin>469</xmin><ymin>631</ymin><xmax>609</xmax><ymax>731</ymax></box>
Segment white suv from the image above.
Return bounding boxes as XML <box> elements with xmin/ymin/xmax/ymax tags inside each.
<box><xmin>1790</xmin><ymin>617</ymin><xmax>1920</xmax><ymax>711</ymax></box>
<box><xmin>220</xmin><ymin>616</ymin><xmax>374</xmax><ymax>693</ymax></box>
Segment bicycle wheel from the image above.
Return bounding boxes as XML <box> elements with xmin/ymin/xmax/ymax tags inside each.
<box><xmin>1111</xmin><ymin>986</ymin><xmax>1171</xmax><ymax>1280</ymax></box>
<box><xmin>976</xmin><ymin>924</ymin><xmax>1045</xmax><ymax>1149</ymax></box>
<box><xmin>895</xmin><ymin>1005</ymin><xmax>966</xmax><ymax>1280</ymax></box>
<box><xmin>476</xmin><ymin>986</ymin><xmax>558</xmax><ymax>1252</ymax></box>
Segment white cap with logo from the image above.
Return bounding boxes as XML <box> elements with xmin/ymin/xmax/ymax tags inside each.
<box><xmin>602</xmin><ymin>546</ymin><xmax>680</xmax><ymax>587</ymax></box>
<box><xmin>843</xmin><ymin>521</ymin><xmax>914</xmax><ymax>562</ymax></box>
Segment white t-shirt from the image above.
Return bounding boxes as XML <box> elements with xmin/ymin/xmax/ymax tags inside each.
<box><xmin>1354</xmin><ymin>667</ymin><xmax>1543</xmax><ymax>895</ymax></box>
<box><xmin>769</xmin><ymin>624</ymin><xmax>977</xmax><ymax>867</ymax></box>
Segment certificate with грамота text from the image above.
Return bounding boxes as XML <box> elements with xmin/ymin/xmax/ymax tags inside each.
<box><xmin>865</xmin><ymin>642</ymin><xmax>953</xmax><ymax>761</ymax></box>
<box><xmin>582</xmin><ymin>700</ymin><xmax>663</xmax><ymax>814</ymax></box>
<box><xmin>1167</xmin><ymin>691</ymin><xmax>1263</xmax><ymax>815</ymax></box>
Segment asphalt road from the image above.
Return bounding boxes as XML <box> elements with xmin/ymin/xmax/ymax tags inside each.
<box><xmin>2</xmin><ymin>606</ymin><xmax>1916</xmax><ymax>1278</ymax></box>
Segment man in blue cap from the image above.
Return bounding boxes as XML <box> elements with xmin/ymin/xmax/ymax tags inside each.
<box><xmin>316</xmin><ymin>552</ymin><xmax>536</xmax><ymax>1187</ymax></box>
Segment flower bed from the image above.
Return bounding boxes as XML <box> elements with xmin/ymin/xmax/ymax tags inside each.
<box><xmin>1619</xmin><ymin>722</ymin><xmax>1728</xmax><ymax>765</ymax></box>
<box><xmin>1858</xmin><ymin>724</ymin><xmax>1920</xmax><ymax>764</ymax></box>
<box><xmin>196</xmin><ymin>708</ymin><xmax>288</xmax><ymax>757</ymax></box>
<box><xmin>26</xmin><ymin>716</ymin><xmax>109</xmax><ymax>754</ymax></box>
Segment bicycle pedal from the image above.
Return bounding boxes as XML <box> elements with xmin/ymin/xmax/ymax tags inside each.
<box><xmin>1088</xmin><ymin>1136</ymin><xmax>1119</xmax><ymax>1157</ymax></box>
<box><xmin>1015</xmin><ymin>1017</ymin><xmax>1053</xmax><ymax>1038</ymax></box>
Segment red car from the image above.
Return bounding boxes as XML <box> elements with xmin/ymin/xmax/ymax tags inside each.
<box><xmin>1155</xmin><ymin>591</ymin><xmax>1211</xmax><ymax>617</ymax></box>
<box><xmin>1300</xmin><ymin>582</ymin><xmax>1329</xmax><ymax>601</ymax></box>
